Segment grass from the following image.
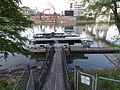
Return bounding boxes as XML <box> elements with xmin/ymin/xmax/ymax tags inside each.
<box><xmin>0</xmin><ymin>80</ymin><xmax>15</xmax><ymax>90</ymax></box>
<box><xmin>0</xmin><ymin>80</ymin><xmax>28</xmax><ymax>90</ymax></box>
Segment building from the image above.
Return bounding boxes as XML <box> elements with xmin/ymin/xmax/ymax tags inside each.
<box><xmin>66</xmin><ymin>0</ymin><xmax>95</xmax><ymax>17</ymax></box>
<box><xmin>20</xmin><ymin>7</ymin><xmax>37</xmax><ymax>15</ymax></box>
<box><xmin>64</xmin><ymin>10</ymin><xmax>74</xmax><ymax>16</ymax></box>
<box><xmin>67</xmin><ymin>0</ymin><xmax>86</xmax><ymax>16</ymax></box>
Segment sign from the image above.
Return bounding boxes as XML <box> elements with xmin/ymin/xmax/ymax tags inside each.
<box><xmin>81</xmin><ymin>75</ymin><xmax>90</xmax><ymax>85</ymax></box>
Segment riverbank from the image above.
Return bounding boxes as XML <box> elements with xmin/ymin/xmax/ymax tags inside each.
<box><xmin>30</xmin><ymin>16</ymin><xmax>95</xmax><ymax>24</ymax></box>
<box><xmin>0</xmin><ymin>67</ymin><xmax>41</xmax><ymax>89</ymax></box>
<box><xmin>30</xmin><ymin>16</ymin><xmax>115</xmax><ymax>25</ymax></box>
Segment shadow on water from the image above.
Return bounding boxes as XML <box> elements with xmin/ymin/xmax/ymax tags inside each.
<box><xmin>0</xmin><ymin>53</ymin><xmax>46</xmax><ymax>71</ymax></box>
<box><xmin>68</xmin><ymin>53</ymin><xmax>88</xmax><ymax>64</ymax></box>
<box><xmin>67</xmin><ymin>52</ymin><xmax>117</xmax><ymax>70</ymax></box>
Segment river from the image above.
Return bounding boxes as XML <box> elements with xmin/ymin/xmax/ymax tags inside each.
<box><xmin>0</xmin><ymin>22</ymin><xmax>120</xmax><ymax>70</ymax></box>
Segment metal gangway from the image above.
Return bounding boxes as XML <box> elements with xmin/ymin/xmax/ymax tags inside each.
<box><xmin>13</xmin><ymin>46</ymin><xmax>70</xmax><ymax>90</ymax></box>
<box><xmin>38</xmin><ymin>46</ymin><xmax>70</xmax><ymax>90</ymax></box>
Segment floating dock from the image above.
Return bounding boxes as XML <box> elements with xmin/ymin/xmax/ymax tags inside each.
<box><xmin>27</xmin><ymin>46</ymin><xmax>120</xmax><ymax>54</ymax></box>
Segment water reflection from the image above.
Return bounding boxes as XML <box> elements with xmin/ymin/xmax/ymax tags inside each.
<box><xmin>0</xmin><ymin>22</ymin><xmax>119</xmax><ymax>70</ymax></box>
<box><xmin>68</xmin><ymin>51</ymin><xmax>116</xmax><ymax>70</ymax></box>
<box><xmin>94</xmin><ymin>23</ymin><xmax>109</xmax><ymax>39</ymax></box>
<box><xmin>16</xmin><ymin>23</ymin><xmax>120</xmax><ymax>70</ymax></box>
<box><xmin>0</xmin><ymin>53</ymin><xmax>45</xmax><ymax>71</ymax></box>
<box><xmin>22</xmin><ymin>22</ymin><xmax>119</xmax><ymax>44</ymax></box>
<box><xmin>69</xmin><ymin>54</ymin><xmax>115</xmax><ymax>70</ymax></box>
<box><xmin>86</xmin><ymin>23</ymin><xmax>119</xmax><ymax>44</ymax></box>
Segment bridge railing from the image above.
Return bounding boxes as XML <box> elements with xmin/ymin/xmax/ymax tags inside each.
<box><xmin>38</xmin><ymin>46</ymin><xmax>55</xmax><ymax>90</ymax></box>
<box><xmin>13</xmin><ymin>68</ymin><xmax>31</xmax><ymax>90</ymax></box>
<box><xmin>62</xmin><ymin>48</ymin><xmax>71</xmax><ymax>90</ymax></box>
<box><xmin>26</xmin><ymin>70</ymin><xmax>35</xmax><ymax>90</ymax></box>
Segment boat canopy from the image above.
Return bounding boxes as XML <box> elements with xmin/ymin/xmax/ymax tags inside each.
<box><xmin>33</xmin><ymin>32</ymin><xmax>65</xmax><ymax>39</ymax></box>
<box><xmin>64</xmin><ymin>29</ymin><xmax>74</xmax><ymax>32</ymax></box>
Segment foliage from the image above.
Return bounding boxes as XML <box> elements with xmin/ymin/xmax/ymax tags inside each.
<box><xmin>76</xmin><ymin>16</ymin><xmax>95</xmax><ymax>20</ymax></box>
<box><xmin>87</xmin><ymin>69</ymin><xmax>120</xmax><ymax>79</ymax></box>
<box><xmin>0</xmin><ymin>0</ymin><xmax>34</xmax><ymax>58</ymax></box>
<box><xmin>68</xmin><ymin>73</ymin><xmax>74</xmax><ymax>89</ymax></box>
<box><xmin>0</xmin><ymin>80</ymin><xmax>26</xmax><ymax>90</ymax></box>
<box><xmin>82</xmin><ymin>0</ymin><xmax>120</xmax><ymax>31</ymax></box>
<box><xmin>88</xmin><ymin>69</ymin><xmax>120</xmax><ymax>89</ymax></box>
<box><xmin>76</xmin><ymin>22</ymin><xmax>94</xmax><ymax>26</ymax></box>
<box><xmin>0</xmin><ymin>80</ymin><xmax>15</xmax><ymax>90</ymax></box>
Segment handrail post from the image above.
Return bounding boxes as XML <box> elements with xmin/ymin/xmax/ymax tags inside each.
<box><xmin>62</xmin><ymin>48</ymin><xmax>71</xmax><ymax>90</ymax></box>
<box><xmin>13</xmin><ymin>69</ymin><xmax>27</xmax><ymax>90</ymax></box>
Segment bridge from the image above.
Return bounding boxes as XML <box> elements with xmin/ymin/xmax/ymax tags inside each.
<box><xmin>13</xmin><ymin>46</ymin><xmax>70</xmax><ymax>90</ymax></box>
<box><xmin>13</xmin><ymin>46</ymin><xmax>120</xmax><ymax>90</ymax></box>
<box><xmin>40</xmin><ymin>48</ymin><xmax>69</xmax><ymax>90</ymax></box>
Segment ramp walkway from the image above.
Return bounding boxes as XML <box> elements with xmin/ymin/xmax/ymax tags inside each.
<box><xmin>41</xmin><ymin>48</ymin><xmax>65</xmax><ymax>90</ymax></box>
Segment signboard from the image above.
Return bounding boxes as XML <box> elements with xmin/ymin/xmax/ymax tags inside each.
<box><xmin>81</xmin><ymin>75</ymin><xmax>90</xmax><ymax>85</ymax></box>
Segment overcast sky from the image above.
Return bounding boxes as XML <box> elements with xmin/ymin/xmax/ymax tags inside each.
<box><xmin>20</xmin><ymin>0</ymin><xmax>69</xmax><ymax>13</ymax></box>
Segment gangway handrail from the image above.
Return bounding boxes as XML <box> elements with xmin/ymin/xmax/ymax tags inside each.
<box><xmin>62</xmin><ymin>48</ymin><xmax>71</xmax><ymax>90</ymax></box>
<box><xmin>26</xmin><ymin>70</ymin><xmax>35</xmax><ymax>90</ymax></box>
<box><xmin>38</xmin><ymin>46</ymin><xmax>55</xmax><ymax>90</ymax></box>
<box><xmin>13</xmin><ymin>69</ymin><xmax>27</xmax><ymax>90</ymax></box>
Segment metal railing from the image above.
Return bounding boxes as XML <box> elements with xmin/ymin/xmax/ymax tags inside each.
<box><xmin>38</xmin><ymin>46</ymin><xmax>55</xmax><ymax>90</ymax></box>
<box><xmin>73</xmin><ymin>68</ymin><xmax>120</xmax><ymax>90</ymax></box>
<box><xmin>13</xmin><ymin>46</ymin><xmax>55</xmax><ymax>90</ymax></box>
<box><xmin>62</xmin><ymin>48</ymin><xmax>71</xmax><ymax>90</ymax></box>
<box><xmin>96</xmin><ymin>75</ymin><xmax>120</xmax><ymax>90</ymax></box>
<box><xmin>26</xmin><ymin>70</ymin><xmax>35</xmax><ymax>90</ymax></box>
<box><xmin>13</xmin><ymin>69</ymin><xmax>30</xmax><ymax>90</ymax></box>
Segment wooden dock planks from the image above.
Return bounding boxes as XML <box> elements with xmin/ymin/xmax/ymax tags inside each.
<box><xmin>41</xmin><ymin>49</ymin><xmax>65</xmax><ymax>90</ymax></box>
<box><xmin>28</xmin><ymin>46</ymin><xmax>120</xmax><ymax>54</ymax></box>
<box><xmin>70</xmin><ymin>47</ymin><xmax>120</xmax><ymax>53</ymax></box>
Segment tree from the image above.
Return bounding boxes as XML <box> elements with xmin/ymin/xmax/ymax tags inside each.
<box><xmin>82</xmin><ymin>0</ymin><xmax>120</xmax><ymax>32</ymax></box>
<box><xmin>0</xmin><ymin>0</ymin><xmax>34</xmax><ymax>58</ymax></box>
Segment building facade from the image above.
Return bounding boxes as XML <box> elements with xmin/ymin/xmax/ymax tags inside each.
<box><xmin>67</xmin><ymin>0</ymin><xmax>86</xmax><ymax>16</ymax></box>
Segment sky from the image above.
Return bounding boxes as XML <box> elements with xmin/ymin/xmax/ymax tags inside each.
<box><xmin>20</xmin><ymin>0</ymin><xmax>69</xmax><ymax>14</ymax></box>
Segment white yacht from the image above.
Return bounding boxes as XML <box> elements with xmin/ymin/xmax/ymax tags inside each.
<box><xmin>27</xmin><ymin>30</ymin><xmax>93</xmax><ymax>52</ymax></box>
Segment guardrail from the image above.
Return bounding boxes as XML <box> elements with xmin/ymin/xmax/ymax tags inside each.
<box><xmin>62</xmin><ymin>48</ymin><xmax>71</xmax><ymax>90</ymax></box>
<box><xmin>38</xmin><ymin>46</ymin><xmax>55</xmax><ymax>90</ymax></box>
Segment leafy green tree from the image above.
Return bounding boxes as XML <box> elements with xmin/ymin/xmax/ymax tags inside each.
<box><xmin>82</xmin><ymin>0</ymin><xmax>120</xmax><ymax>32</ymax></box>
<box><xmin>0</xmin><ymin>0</ymin><xmax>34</xmax><ymax>58</ymax></box>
